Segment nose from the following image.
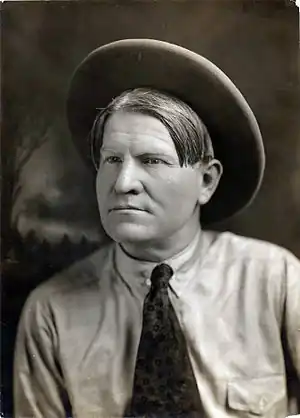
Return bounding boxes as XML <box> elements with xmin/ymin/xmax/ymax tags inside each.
<box><xmin>113</xmin><ymin>159</ymin><xmax>143</xmax><ymax>195</ymax></box>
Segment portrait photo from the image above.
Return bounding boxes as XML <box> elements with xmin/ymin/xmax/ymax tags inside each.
<box><xmin>1</xmin><ymin>1</ymin><xmax>299</xmax><ymax>417</ymax></box>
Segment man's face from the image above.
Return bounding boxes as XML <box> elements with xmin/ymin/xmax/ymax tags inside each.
<box><xmin>96</xmin><ymin>111</ymin><xmax>206</xmax><ymax>246</ymax></box>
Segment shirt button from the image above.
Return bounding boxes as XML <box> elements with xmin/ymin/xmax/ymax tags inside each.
<box><xmin>259</xmin><ymin>396</ymin><xmax>267</xmax><ymax>412</ymax></box>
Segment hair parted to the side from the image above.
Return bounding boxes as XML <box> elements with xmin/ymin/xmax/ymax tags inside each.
<box><xmin>90</xmin><ymin>88</ymin><xmax>215</xmax><ymax>170</ymax></box>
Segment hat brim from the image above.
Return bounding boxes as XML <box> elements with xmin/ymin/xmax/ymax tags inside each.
<box><xmin>66</xmin><ymin>38</ymin><xmax>265</xmax><ymax>225</ymax></box>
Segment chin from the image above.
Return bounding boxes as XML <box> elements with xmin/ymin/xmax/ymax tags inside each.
<box><xmin>106</xmin><ymin>223</ymin><xmax>156</xmax><ymax>244</ymax></box>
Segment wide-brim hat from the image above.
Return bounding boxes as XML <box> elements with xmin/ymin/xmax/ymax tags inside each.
<box><xmin>66</xmin><ymin>38</ymin><xmax>265</xmax><ymax>225</ymax></box>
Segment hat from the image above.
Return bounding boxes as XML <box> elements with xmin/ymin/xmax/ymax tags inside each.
<box><xmin>66</xmin><ymin>38</ymin><xmax>265</xmax><ymax>225</ymax></box>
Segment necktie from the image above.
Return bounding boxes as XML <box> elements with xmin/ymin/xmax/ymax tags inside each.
<box><xmin>125</xmin><ymin>263</ymin><xmax>203</xmax><ymax>417</ymax></box>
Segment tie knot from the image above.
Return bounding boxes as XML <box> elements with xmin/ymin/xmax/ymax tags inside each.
<box><xmin>150</xmin><ymin>263</ymin><xmax>174</xmax><ymax>289</ymax></box>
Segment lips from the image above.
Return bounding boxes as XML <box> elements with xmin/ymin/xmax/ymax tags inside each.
<box><xmin>109</xmin><ymin>204</ymin><xmax>146</xmax><ymax>212</ymax></box>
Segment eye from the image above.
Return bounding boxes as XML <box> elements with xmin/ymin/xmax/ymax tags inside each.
<box><xmin>142</xmin><ymin>157</ymin><xmax>165</xmax><ymax>165</ymax></box>
<box><xmin>104</xmin><ymin>156</ymin><xmax>122</xmax><ymax>164</ymax></box>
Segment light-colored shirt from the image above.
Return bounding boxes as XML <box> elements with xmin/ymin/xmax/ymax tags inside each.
<box><xmin>14</xmin><ymin>230</ymin><xmax>300</xmax><ymax>418</ymax></box>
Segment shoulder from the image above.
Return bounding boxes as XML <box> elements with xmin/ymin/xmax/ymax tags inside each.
<box><xmin>22</xmin><ymin>242</ymin><xmax>115</xmax><ymax>316</ymax></box>
<box><xmin>206</xmin><ymin>230</ymin><xmax>300</xmax><ymax>271</ymax></box>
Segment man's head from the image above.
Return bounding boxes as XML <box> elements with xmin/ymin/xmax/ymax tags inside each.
<box><xmin>91</xmin><ymin>88</ymin><xmax>223</xmax><ymax>255</ymax></box>
<box><xmin>67</xmin><ymin>39</ymin><xmax>265</xmax><ymax>229</ymax></box>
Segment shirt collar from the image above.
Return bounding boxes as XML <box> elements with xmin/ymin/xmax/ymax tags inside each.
<box><xmin>114</xmin><ymin>229</ymin><xmax>214</xmax><ymax>296</ymax></box>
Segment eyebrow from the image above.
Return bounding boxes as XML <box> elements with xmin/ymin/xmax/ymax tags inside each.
<box><xmin>138</xmin><ymin>152</ymin><xmax>175</xmax><ymax>159</ymax></box>
<box><xmin>100</xmin><ymin>147</ymin><xmax>174</xmax><ymax>157</ymax></box>
<box><xmin>99</xmin><ymin>148</ymin><xmax>122</xmax><ymax>156</ymax></box>
<box><xmin>100</xmin><ymin>149</ymin><xmax>177</xmax><ymax>161</ymax></box>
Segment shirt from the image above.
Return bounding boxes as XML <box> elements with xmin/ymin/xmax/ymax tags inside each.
<box><xmin>14</xmin><ymin>230</ymin><xmax>300</xmax><ymax>418</ymax></box>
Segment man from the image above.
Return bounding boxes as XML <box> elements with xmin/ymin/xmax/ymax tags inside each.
<box><xmin>14</xmin><ymin>39</ymin><xmax>300</xmax><ymax>418</ymax></box>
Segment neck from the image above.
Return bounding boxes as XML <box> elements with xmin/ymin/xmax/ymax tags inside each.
<box><xmin>121</xmin><ymin>217</ymin><xmax>201</xmax><ymax>263</ymax></box>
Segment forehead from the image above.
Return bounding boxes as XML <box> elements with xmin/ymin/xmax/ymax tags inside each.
<box><xmin>101</xmin><ymin>111</ymin><xmax>176</xmax><ymax>153</ymax></box>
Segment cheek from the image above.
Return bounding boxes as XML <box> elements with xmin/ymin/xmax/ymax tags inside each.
<box><xmin>96</xmin><ymin>172</ymin><xmax>109</xmax><ymax>206</ymax></box>
<box><xmin>155</xmin><ymin>172</ymin><xmax>199</xmax><ymax>207</ymax></box>
<box><xmin>95</xmin><ymin>174</ymin><xmax>102</xmax><ymax>200</ymax></box>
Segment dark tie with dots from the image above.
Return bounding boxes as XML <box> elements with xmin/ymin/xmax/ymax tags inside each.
<box><xmin>125</xmin><ymin>263</ymin><xmax>203</xmax><ymax>417</ymax></box>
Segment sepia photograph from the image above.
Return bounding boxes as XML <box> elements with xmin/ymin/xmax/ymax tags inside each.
<box><xmin>1</xmin><ymin>1</ymin><xmax>300</xmax><ymax>417</ymax></box>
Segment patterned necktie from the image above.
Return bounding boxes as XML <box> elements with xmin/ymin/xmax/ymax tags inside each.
<box><xmin>125</xmin><ymin>263</ymin><xmax>203</xmax><ymax>417</ymax></box>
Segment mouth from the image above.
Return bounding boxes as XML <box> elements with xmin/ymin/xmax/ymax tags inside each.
<box><xmin>109</xmin><ymin>205</ymin><xmax>146</xmax><ymax>212</ymax></box>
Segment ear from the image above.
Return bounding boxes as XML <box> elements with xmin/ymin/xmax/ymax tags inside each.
<box><xmin>198</xmin><ymin>159</ymin><xmax>223</xmax><ymax>206</ymax></box>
